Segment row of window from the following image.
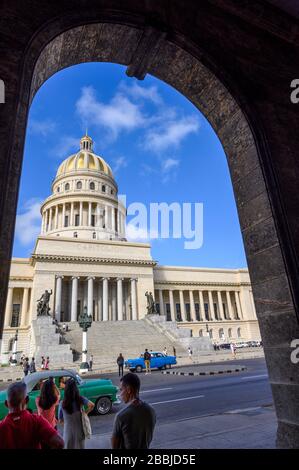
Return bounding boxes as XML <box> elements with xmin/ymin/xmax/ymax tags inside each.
<box><xmin>198</xmin><ymin>327</ymin><xmax>242</xmax><ymax>339</ymax></box>
<box><xmin>57</xmin><ymin>181</ymin><xmax>114</xmax><ymax>194</ymax></box>
<box><xmin>156</xmin><ymin>302</ymin><xmax>240</xmax><ymax>321</ymax></box>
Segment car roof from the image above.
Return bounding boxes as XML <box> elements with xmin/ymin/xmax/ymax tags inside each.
<box><xmin>23</xmin><ymin>369</ymin><xmax>77</xmax><ymax>385</ymax></box>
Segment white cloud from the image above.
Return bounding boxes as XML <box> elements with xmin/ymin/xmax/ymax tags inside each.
<box><xmin>15</xmin><ymin>199</ymin><xmax>42</xmax><ymax>246</ymax></box>
<box><xmin>28</xmin><ymin>119</ymin><xmax>56</xmax><ymax>137</ymax></box>
<box><xmin>76</xmin><ymin>86</ymin><xmax>147</xmax><ymax>140</ymax></box>
<box><xmin>161</xmin><ymin>158</ymin><xmax>180</xmax><ymax>172</ymax></box>
<box><xmin>112</xmin><ymin>156</ymin><xmax>128</xmax><ymax>174</ymax></box>
<box><xmin>126</xmin><ymin>222</ymin><xmax>159</xmax><ymax>242</ymax></box>
<box><xmin>144</xmin><ymin>116</ymin><xmax>199</xmax><ymax>153</ymax></box>
<box><xmin>51</xmin><ymin>136</ymin><xmax>80</xmax><ymax>159</ymax></box>
<box><xmin>119</xmin><ymin>82</ymin><xmax>162</xmax><ymax>105</ymax></box>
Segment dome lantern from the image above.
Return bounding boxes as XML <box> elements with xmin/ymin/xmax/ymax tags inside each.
<box><xmin>80</xmin><ymin>133</ymin><xmax>93</xmax><ymax>151</ymax></box>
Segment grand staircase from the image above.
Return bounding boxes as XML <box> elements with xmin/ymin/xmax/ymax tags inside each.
<box><xmin>64</xmin><ymin>319</ymin><xmax>187</xmax><ymax>369</ymax></box>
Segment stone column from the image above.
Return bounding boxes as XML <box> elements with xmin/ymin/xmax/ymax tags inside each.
<box><xmin>62</xmin><ymin>204</ymin><xmax>66</xmax><ymax>228</ymax></box>
<box><xmin>179</xmin><ymin>290</ymin><xmax>186</xmax><ymax>321</ymax></box>
<box><xmin>54</xmin><ymin>205</ymin><xmax>58</xmax><ymax>229</ymax></box>
<box><xmin>70</xmin><ymin>202</ymin><xmax>74</xmax><ymax>226</ymax></box>
<box><xmin>131</xmin><ymin>278</ymin><xmax>138</xmax><ymax>320</ymax></box>
<box><xmin>208</xmin><ymin>291</ymin><xmax>215</xmax><ymax>321</ymax></box>
<box><xmin>4</xmin><ymin>287</ymin><xmax>13</xmax><ymax>327</ymax></box>
<box><xmin>235</xmin><ymin>291</ymin><xmax>243</xmax><ymax>319</ymax></box>
<box><xmin>117</xmin><ymin>210</ymin><xmax>120</xmax><ymax>234</ymax></box>
<box><xmin>111</xmin><ymin>207</ymin><xmax>115</xmax><ymax>233</ymax></box>
<box><xmin>87</xmin><ymin>277</ymin><xmax>94</xmax><ymax>318</ymax></box>
<box><xmin>117</xmin><ymin>278</ymin><xmax>123</xmax><ymax>321</ymax></box>
<box><xmin>21</xmin><ymin>288</ymin><xmax>29</xmax><ymax>326</ymax></box>
<box><xmin>55</xmin><ymin>276</ymin><xmax>63</xmax><ymax>322</ymax></box>
<box><xmin>169</xmin><ymin>290</ymin><xmax>175</xmax><ymax>321</ymax></box>
<box><xmin>79</xmin><ymin>201</ymin><xmax>83</xmax><ymax>226</ymax></box>
<box><xmin>189</xmin><ymin>290</ymin><xmax>196</xmax><ymax>321</ymax></box>
<box><xmin>49</xmin><ymin>207</ymin><xmax>53</xmax><ymax>231</ymax></box>
<box><xmin>88</xmin><ymin>202</ymin><xmax>92</xmax><ymax>226</ymax></box>
<box><xmin>97</xmin><ymin>281</ymin><xmax>102</xmax><ymax>321</ymax></box>
<box><xmin>217</xmin><ymin>291</ymin><xmax>225</xmax><ymax>320</ymax></box>
<box><xmin>71</xmin><ymin>277</ymin><xmax>79</xmax><ymax>322</ymax></box>
<box><xmin>105</xmin><ymin>205</ymin><xmax>108</xmax><ymax>229</ymax></box>
<box><xmin>111</xmin><ymin>282</ymin><xmax>117</xmax><ymax>321</ymax></box>
<box><xmin>199</xmin><ymin>290</ymin><xmax>205</xmax><ymax>321</ymax></box>
<box><xmin>226</xmin><ymin>291</ymin><xmax>233</xmax><ymax>320</ymax></box>
<box><xmin>102</xmin><ymin>278</ymin><xmax>109</xmax><ymax>321</ymax></box>
<box><xmin>158</xmin><ymin>289</ymin><xmax>165</xmax><ymax>316</ymax></box>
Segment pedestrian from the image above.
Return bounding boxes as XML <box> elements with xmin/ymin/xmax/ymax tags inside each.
<box><xmin>213</xmin><ymin>342</ymin><xmax>217</xmax><ymax>352</ymax></box>
<box><xmin>0</xmin><ymin>382</ymin><xmax>64</xmax><ymax>449</ymax></box>
<box><xmin>89</xmin><ymin>354</ymin><xmax>93</xmax><ymax>371</ymax></box>
<box><xmin>144</xmin><ymin>349</ymin><xmax>151</xmax><ymax>375</ymax></box>
<box><xmin>29</xmin><ymin>357</ymin><xmax>36</xmax><ymax>374</ymax></box>
<box><xmin>45</xmin><ymin>356</ymin><xmax>50</xmax><ymax>370</ymax></box>
<box><xmin>163</xmin><ymin>347</ymin><xmax>168</xmax><ymax>356</ymax></box>
<box><xmin>173</xmin><ymin>346</ymin><xmax>176</xmax><ymax>357</ymax></box>
<box><xmin>23</xmin><ymin>358</ymin><xmax>30</xmax><ymax>376</ymax></box>
<box><xmin>62</xmin><ymin>323</ymin><xmax>66</xmax><ymax>332</ymax></box>
<box><xmin>117</xmin><ymin>353</ymin><xmax>125</xmax><ymax>377</ymax></box>
<box><xmin>188</xmin><ymin>347</ymin><xmax>193</xmax><ymax>361</ymax></box>
<box><xmin>41</xmin><ymin>356</ymin><xmax>45</xmax><ymax>370</ymax></box>
<box><xmin>58</xmin><ymin>378</ymin><xmax>94</xmax><ymax>449</ymax></box>
<box><xmin>111</xmin><ymin>372</ymin><xmax>156</xmax><ymax>449</ymax></box>
<box><xmin>36</xmin><ymin>378</ymin><xmax>60</xmax><ymax>434</ymax></box>
<box><xmin>19</xmin><ymin>355</ymin><xmax>25</xmax><ymax>367</ymax></box>
<box><xmin>230</xmin><ymin>343</ymin><xmax>236</xmax><ymax>358</ymax></box>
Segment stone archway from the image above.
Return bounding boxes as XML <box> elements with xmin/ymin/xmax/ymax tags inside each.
<box><xmin>1</xmin><ymin>10</ymin><xmax>299</xmax><ymax>448</ymax></box>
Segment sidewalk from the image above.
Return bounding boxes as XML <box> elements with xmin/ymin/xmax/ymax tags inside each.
<box><xmin>86</xmin><ymin>405</ymin><xmax>276</xmax><ymax>449</ymax></box>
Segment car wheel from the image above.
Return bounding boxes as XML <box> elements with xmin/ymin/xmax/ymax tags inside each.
<box><xmin>136</xmin><ymin>365</ymin><xmax>143</xmax><ymax>373</ymax></box>
<box><xmin>95</xmin><ymin>396</ymin><xmax>112</xmax><ymax>415</ymax></box>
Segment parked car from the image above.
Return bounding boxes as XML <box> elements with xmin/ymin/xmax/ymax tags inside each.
<box><xmin>219</xmin><ymin>343</ymin><xmax>231</xmax><ymax>350</ymax></box>
<box><xmin>0</xmin><ymin>369</ymin><xmax>120</xmax><ymax>420</ymax></box>
<box><xmin>125</xmin><ymin>352</ymin><xmax>177</xmax><ymax>373</ymax></box>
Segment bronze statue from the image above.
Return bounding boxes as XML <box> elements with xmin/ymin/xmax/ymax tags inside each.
<box><xmin>145</xmin><ymin>291</ymin><xmax>157</xmax><ymax>315</ymax></box>
<box><xmin>37</xmin><ymin>289</ymin><xmax>53</xmax><ymax>316</ymax></box>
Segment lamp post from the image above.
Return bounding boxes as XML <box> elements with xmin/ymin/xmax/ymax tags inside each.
<box><xmin>11</xmin><ymin>329</ymin><xmax>18</xmax><ymax>366</ymax></box>
<box><xmin>78</xmin><ymin>306</ymin><xmax>92</xmax><ymax>374</ymax></box>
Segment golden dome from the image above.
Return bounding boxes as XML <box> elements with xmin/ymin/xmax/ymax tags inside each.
<box><xmin>56</xmin><ymin>135</ymin><xmax>113</xmax><ymax>178</ymax></box>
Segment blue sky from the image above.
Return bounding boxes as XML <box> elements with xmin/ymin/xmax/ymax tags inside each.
<box><xmin>13</xmin><ymin>62</ymin><xmax>247</xmax><ymax>269</ymax></box>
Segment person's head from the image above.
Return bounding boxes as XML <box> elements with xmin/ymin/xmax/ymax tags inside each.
<box><xmin>5</xmin><ymin>382</ymin><xmax>28</xmax><ymax>412</ymax></box>
<box><xmin>145</xmin><ymin>349</ymin><xmax>148</xmax><ymax>352</ymax></box>
<box><xmin>31</xmin><ymin>357</ymin><xmax>35</xmax><ymax>362</ymax></box>
<box><xmin>119</xmin><ymin>353</ymin><xmax>123</xmax><ymax>357</ymax></box>
<box><xmin>46</xmin><ymin>356</ymin><xmax>49</xmax><ymax>360</ymax></box>
<box><xmin>63</xmin><ymin>378</ymin><xmax>82</xmax><ymax>414</ymax></box>
<box><xmin>119</xmin><ymin>373</ymin><xmax>140</xmax><ymax>403</ymax></box>
<box><xmin>38</xmin><ymin>378</ymin><xmax>57</xmax><ymax>410</ymax></box>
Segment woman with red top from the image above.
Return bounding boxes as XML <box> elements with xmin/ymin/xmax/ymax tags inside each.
<box><xmin>35</xmin><ymin>378</ymin><xmax>60</xmax><ymax>431</ymax></box>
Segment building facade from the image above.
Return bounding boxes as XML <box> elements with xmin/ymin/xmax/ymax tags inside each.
<box><xmin>2</xmin><ymin>135</ymin><xmax>261</xmax><ymax>357</ymax></box>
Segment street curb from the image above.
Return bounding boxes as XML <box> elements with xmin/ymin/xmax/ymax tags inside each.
<box><xmin>162</xmin><ymin>366</ymin><xmax>247</xmax><ymax>376</ymax></box>
<box><xmin>0</xmin><ymin>377</ymin><xmax>22</xmax><ymax>383</ymax></box>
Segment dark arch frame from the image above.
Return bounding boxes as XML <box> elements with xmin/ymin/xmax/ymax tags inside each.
<box><xmin>0</xmin><ymin>7</ymin><xmax>299</xmax><ymax>448</ymax></box>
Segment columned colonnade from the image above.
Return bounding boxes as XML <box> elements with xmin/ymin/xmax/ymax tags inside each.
<box><xmin>4</xmin><ymin>286</ymin><xmax>32</xmax><ymax>328</ymax></box>
<box><xmin>54</xmin><ymin>275</ymin><xmax>138</xmax><ymax>322</ymax></box>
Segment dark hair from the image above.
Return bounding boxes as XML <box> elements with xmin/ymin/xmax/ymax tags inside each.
<box><xmin>120</xmin><ymin>373</ymin><xmax>140</xmax><ymax>394</ymax></box>
<box><xmin>7</xmin><ymin>382</ymin><xmax>27</xmax><ymax>407</ymax></box>
<box><xmin>38</xmin><ymin>379</ymin><xmax>57</xmax><ymax>410</ymax></box>
<box><xmin>62</xmin><ymin>378</ymin><xmax>83</xmax><ymax>414</ymax></box>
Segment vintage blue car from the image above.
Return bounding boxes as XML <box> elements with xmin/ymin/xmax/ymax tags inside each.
<box><xmin>125</xmin><ymin>352</ymin><xmax>177</xmax><ymax>373</ymax></box>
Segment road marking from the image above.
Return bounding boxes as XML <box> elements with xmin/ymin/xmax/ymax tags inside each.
<box><xmin>241</xmin><ymin>374</ymin><xmax>268</xmax><ymax>380</ymax></box>
<box><xmin>140</xmin><ymin>387</ymin><xmax>173</xmax><ymax>394</ymax></box>
<box><xmin>225</xmin><ymin>406</ymin><xmax>263</xmax><ymax>414</ymax></box>
<box><xmin>150</xmin><ymin>395</ymin><xmax>204</xmax><ymax>405</ymax></box>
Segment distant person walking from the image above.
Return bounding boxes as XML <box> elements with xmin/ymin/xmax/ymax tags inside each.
<box><xmin>45</xmin><ymin>356</ymin><xmax>50</xmax><ymax>370</ymax></box>
<box><xmin>58</xmin><ymin>378</ymin><xmax>94</xmax><ymax>449</ymax></box>
<box><xmin>230</xmin><ymin>343</ymin><xmax>236</xmax><ymax>358</ymax></box>
<box><xmin>41</xmin><ymin>356</ymin><xmax>45</xmax><ymax>370</ymax></box>
<box><xmin>188</xmin><ymin>347</ymin><xmax>193</xmax><ymax>361</ymax></box>
<box><xmin>144</xmin><ymin>349</ymin><xmax>151</xmax><ymax>375</ymax></box>
<box><xmin>29</xmin><ymin>358</ymin><xmax>36</xmax><ymax>374</ymax></box>
<box><xmin>111</xmin><ymin>372</ymin><xmax>156</xmax><ymax>449</ymax></box>
<box><xmin>89</xmin><ymin>354</ymin><xmax>93</xmax><ymax>371</ymax></box>
<box><xmin>163</xmin><ymin>347</ymin><xmax>168</xmax><ymax>356</ymax></box>
<box><xmin>117</xmin><ymin>353</ymin><xmax>125</xmax><ymax>377</ymax></box>
<box><xmin>173</xmin><ymin>346</ymin><xmax>176</xmax><ymax>357</ymax></box>
<box><xmin>23</xmin><ymin>358</ymin><xmax>30</xmax><ymax>376</ymax></box>
<box><xmin>0</xmin><ymin>382</ymin><xmax>64</xmax><ymax>449</ymax></box>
